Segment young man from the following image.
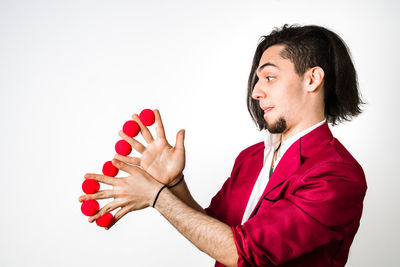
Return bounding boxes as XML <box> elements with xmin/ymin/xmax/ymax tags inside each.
<box><xmin>80</xmin><ymin>24</ymin><xmax>367</xmax><ymax>267</ymax></box>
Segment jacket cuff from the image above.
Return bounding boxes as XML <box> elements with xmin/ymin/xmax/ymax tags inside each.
<box><xmin>231</xmin><ymin>225</ymin><xmax>250</xmax><ymax>267</ymax></box>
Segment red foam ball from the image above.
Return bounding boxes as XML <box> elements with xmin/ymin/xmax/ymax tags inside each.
<box><xmin>123</xmin><ymin>120</ymin><xmax>140</xmax><ymax>137</ymax></box>
<box><xmin>102</xmin><ymin>161</ymin><xmax>119</xmax><ymax>177</ymax></box>
<box><xmin>82</xmin><ymin>179</ymin><xmax>100</xmax><ymax>194</ymax></box>
<box><xmin>96</xmin><ymin>212</ymin><xmax>114</xmax><ymax>227</ymax></box>
<box><xmin>115</xmin><ymin>139</ymin><xmax>132</xmax><ymax>156</ymax></box>
<box><xmin>81</xmin><ymin>199</ymin><xmax>99</xmax><ymax>216</ymax></box>
<box><xmin>139</xmin><ymin>109</ymin><xmax>155</xmax><ymax>126</ymax></box>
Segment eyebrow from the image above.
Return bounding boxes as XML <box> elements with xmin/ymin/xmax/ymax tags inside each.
<box><xmin>256</xmin><ymin>62</ymin><xmax>280</xmax><ymax>76</ymax></box>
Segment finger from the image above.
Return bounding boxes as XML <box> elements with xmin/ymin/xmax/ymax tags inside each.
<box><xmin>88</xmin><ymin>201</ymin><xmax>120</xmax><ymax>223</ymax></box>
<box><xmin>79</xmin><ymin>189</ymin><xmax>113</xmax><ymax>202</ymax></box>
<box><xmin>118</xmin><ymin>130</ymin><xmax>146</xmax><ymax>154</ymax></box>
<box><xmin>131</xmin><ymin>113</ymin><xmax>154</xmax><ymax>144</ymax></box>
<box><xmin>114</xmin><ymin>153</ymin><xmax>141</xmax><ymax>166</ymax></box>
<box><xmin>85</xmin><ymin>173</ymin><xmax>117</xmax><ymax>186</ymax></box>
<box><xmin>112</xmin><ymin>206</ymin><xmax>131</xmax><ymax>227</ymax></box>
<box><xmin>175</xmin><ymin>129</ymin><xmax>185</xmax><ymax>151</ymax></box>
<box><xmin>112</xmin><ymin>158</ymin><xmax>137</xmax><ymax>174</ymax></box>
<box><xmin>153</xmin><ymin>109</ymin><xmax>167</xmax><ymax>140</ymax></box>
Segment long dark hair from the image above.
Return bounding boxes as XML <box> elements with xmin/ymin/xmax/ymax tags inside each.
<box><xmin>247</xmin><ymin>23</ymin><xmax>366</xmax><ymax>131</ymax></box>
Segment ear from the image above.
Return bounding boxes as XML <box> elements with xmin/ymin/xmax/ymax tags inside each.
<box><xmin>304</xmin><ymin>66</ymin><xmax>324</xmax><ymax>93</ymax></box>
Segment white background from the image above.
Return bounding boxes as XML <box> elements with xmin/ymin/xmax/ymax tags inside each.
<box><xmin>0</xmin><ymin>0</ymin><xmax>399</xmax><ymax>266</ymax></box>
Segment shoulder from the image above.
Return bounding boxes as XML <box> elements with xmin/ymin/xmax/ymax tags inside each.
<box><xmin>329</xmin><ymin>138</ymin><xmax>362</xmax><ymax>164</ymax></box>
<box><xmin>322</xmin><ymin>138</ymin><xmax>364</xmax><ymax>172</ymax></box>
<box><xmin>303</xmin><ymin>137</ymin><xmax>367</xmax><ymax>188</ymax></box>
<box><xmin>226</xmin><ymin>141</ymin><xmax>264</xmax><ymax>177</ymax></box>
<box><xmin>234</xmin><ymin>141</ymin><xmax>264</xmax><ymax>164</ymax></box>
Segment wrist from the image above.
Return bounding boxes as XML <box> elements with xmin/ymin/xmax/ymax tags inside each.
<box><xmin>152</xmin><ymin>184</ymin><xmax>168</xmax><ymax>208</ymax></box>
<box><xmin>168</xmin><ymin>173</ymin><xmax>184</xmax><ymax>187</ymax></box>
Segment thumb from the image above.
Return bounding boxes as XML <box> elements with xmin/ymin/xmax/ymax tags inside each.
<box><xmin>175</xmin><ymin>129</ymin><xmax>185</xmax><ymax>150</ymax></box>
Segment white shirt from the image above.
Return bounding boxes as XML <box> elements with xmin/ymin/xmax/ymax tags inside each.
<box><xmin>241</xmin><ymin>119</ymin><xmax>327</xmax><ymax>224</ymax></box>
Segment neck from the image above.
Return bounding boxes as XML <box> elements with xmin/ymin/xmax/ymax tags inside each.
<box><xmin>281</xmin><ymin>115</ymin><xmax>325</xmax><ymax>143</ymax></box>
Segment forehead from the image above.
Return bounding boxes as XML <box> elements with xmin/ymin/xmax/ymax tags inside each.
<box><xmin>258</xmin><ymin>44</ymin><xmax>291</xmax><ymax>71</ymax></box>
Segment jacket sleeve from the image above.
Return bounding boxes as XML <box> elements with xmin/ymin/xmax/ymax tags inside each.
<box><xmin>231</xmin><ymin>163</ymin><xmax>367</xmax><ymax>267</ymax></box>
<box><xmin>204</xmin><ymin>146</ymin><xmax>252</xmax><ymax>221</ymax></box>
<box><xmin>204</xmin><ymin>176</ymin><xmax>232</xmax><ymax>221</ymax></box>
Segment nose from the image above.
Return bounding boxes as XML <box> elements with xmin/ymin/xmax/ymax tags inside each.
<box><xmin>251</xmin><ymin>81</ymin><xmax>266</xmax><ymax>101</ymax></box>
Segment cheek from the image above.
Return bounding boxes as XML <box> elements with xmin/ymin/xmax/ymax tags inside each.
<box><xmin>275</xmin><ymin>81</ymin><xmax>302</xmax><ymax>117</ymax></box>
<box><xmin>286</xmin><ymin>89</ymin><xmax>305</xmax><ymax>118</ymax></box>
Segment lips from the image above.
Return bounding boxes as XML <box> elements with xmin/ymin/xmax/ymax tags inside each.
<box><xmin>261</xmin><ymin>106</ymin><xmax>274</xmax><ymax>112</ymax></box>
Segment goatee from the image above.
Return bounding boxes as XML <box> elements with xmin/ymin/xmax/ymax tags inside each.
<box><xmin>266</xmin><ymin>117</ymin><xmax>287</xmax><ymax>134</ymax></box>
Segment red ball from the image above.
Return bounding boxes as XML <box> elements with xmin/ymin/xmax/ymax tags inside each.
<box><xmin>96</xmin><ymin>212</ymin><xmax>114</xmax><ymax>227</ymax></box>
<box><xmin>115</xmin><ymin>139</ymin><xmax>132</xmax><ymax>156</ymax></box>
<box><xmin>139</xmin><ymin>109</ymin><xmax>155</xmax><ymax>126</ymax></box>
<box><xmin>81</xmin><ymin>199</ymin><xmax>99</xmax><ymax>216</ymax></box>
<box><xmin>102</xmin><ymin>161</ymin><xmax>119</xmax><ymax>177</ymax></box>
<box><xmin>123</xmin><ymin>120</ymin><xmax>140</xmax><ymax>137</ymax></box>
<box><xmin>82</xmin><ymin>179</ymin><xmax>100</xmax><ymax>194</ymax></box>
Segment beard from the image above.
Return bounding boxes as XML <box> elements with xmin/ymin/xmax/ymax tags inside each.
<box><xmin>266</xmin><ymin>117</ymin><xmax>287</xmax><ymax>134</ymax></box>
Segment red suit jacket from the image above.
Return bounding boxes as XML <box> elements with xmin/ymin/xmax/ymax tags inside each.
<box><xmin>205</xmin><ymin>122</ymin><xmax>367</xmax><ymax>267</ymax></box>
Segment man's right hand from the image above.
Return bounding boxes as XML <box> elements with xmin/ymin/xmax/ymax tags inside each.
<box><xmin>113</xmin><ymin>109</ymin><xmax>185</xmax><ymax>187</ymax></box>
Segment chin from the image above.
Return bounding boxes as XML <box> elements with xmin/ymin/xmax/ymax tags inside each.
<box><xmin>266</xmin><ymin>117</ymin><xmax>287</xmax><ymax>134</ymax></box>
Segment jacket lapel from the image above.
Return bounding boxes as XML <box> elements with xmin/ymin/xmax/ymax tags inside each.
<box><xmin>248</xmin><ymin>121</ymin><xmax>333</xmax><ymax>219</ymax></box>
<box><xmin>264</xmin><ymin>140</ymin><xmax>301</xmax><ymax>194</ymax></box>
<box><xmin>266</xmin><ymin>121</ymin><xmax>333</xmax><ymax>195</ymax></box>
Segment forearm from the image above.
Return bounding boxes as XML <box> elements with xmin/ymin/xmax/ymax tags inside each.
<box><xmin>154</xmin><ymin>187</ymin><xmax>238</xmax><ymax>267</ymax></box>
<box><xmin>169</xmin><ymin>176</ymin><xmax>205</xmax><ymax>214</ymax></box>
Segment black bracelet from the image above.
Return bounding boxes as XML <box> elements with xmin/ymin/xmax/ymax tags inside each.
<box><xmin>153</xmin><ymin>175</ymin><xmax>184</xmax><ymax>208</ymax></box>
<box><xmin>152</xmin><ymin>184</ymin><xmax>168</xmax><ymax>208</ymax></box>
<box><xmin>167</xmin><ymin>174</ymin><xmax>184</xmax><ymax>188</ymax></box>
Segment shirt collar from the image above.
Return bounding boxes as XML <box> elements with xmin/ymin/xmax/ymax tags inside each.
<box><xmin>263</xmin><ymin>119</ymin><xmax>327</xmax><ymax>161</ymax></box>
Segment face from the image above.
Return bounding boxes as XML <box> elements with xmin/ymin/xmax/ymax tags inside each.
<box><xmin>252</xmin><ymin>44</ymin><xmax>307</xmax><ymax>134</ymax></box>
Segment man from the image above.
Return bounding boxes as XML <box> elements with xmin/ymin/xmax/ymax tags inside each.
<box><xmin>80</xmin><ymin>24</ymin><xmax>367</xmax><ymax>266</ymax></box>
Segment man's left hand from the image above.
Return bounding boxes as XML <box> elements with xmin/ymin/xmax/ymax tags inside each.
<box><xmin>78</xmin><ymin>158</ymin><xmax>163</xmax><ymax>229</ymax></box>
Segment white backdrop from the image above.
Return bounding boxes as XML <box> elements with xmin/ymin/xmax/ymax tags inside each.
<box><xmin>0</xmin><ymin>0</ymin><xmax>399</xmax><ymax>266</ymax></box>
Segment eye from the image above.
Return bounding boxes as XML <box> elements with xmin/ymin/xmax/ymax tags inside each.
<box><xmin>265</xmin><ymin>76</ymin><xmax>275</xmax><ymax>81</ymax></box>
